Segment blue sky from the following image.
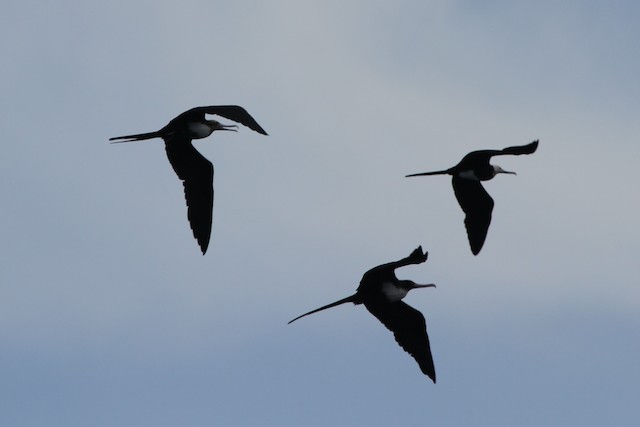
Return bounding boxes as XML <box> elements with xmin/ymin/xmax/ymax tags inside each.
<box><xmin>1</xmin><ymin>1</ymin><xmax>639</xmax><ymax>426</ymax></box>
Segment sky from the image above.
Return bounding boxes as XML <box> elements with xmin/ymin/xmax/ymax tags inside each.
<box><xmin>1</xmin><ymin>1</ymin><xmax>639</xmax><ymax>425</ymax></box>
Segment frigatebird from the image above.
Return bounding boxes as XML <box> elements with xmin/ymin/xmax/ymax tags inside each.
<box><xmin>110</xmin><ymin>106</ymin><xmax>268</xmax><ymax>254</ymax></box>
<box><xmin>289</xmin><ymin>246</ymin><xmax>437</xmax><ymax>382</ymax></box>
<box><xmin>406</xmin><ymin>140</ymin><xmax>538</xmax><ymax>255</ymax></box>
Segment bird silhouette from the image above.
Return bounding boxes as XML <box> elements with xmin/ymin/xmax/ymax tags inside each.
<box><xmin>110</xmin><ymin>106</ymin><xmax>268</xmax><ymax>254</ymax></box>
<box><xmin>289</xmin><ymin>246</ymin><xmax>437</xmax><ymax>382</ymax></box>
<box><xmin>406</xmin><ymin>140</ymin><xmax>538</xmax><ymax>255</ymax></box>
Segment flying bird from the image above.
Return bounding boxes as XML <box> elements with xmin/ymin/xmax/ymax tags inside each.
<box><xmin>289</xmin><ymin>246</ymin><xmax>437</xmax><ymax>382</ymax></box>
<box><xmin>406</xmin><ymin>140</ymin><xmax>538</xmax><ymax>255</ymax></box>
<box><xmin>110</xmin><ymin>106</ymin><xmax>268</xmax><ymax>254</ymax></box>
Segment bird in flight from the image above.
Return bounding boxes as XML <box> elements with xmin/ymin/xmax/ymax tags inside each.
<box><xmin>289</xmin><ymin>246</ymin><xmax>437</xmax><ymax>382</ymax></box>
<box><xmin>406</xmin><ymin>140</ymin><xmax>538</xmax><ymax>255</ymax></box>
<box><xmin>110</xmin><ymin>106</ymin><xmax>268</xmax><ymax>254</ymax></box>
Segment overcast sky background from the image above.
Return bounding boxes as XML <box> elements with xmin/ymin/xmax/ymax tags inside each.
<box><xmin>2</xmin><ymin>1</ymin><xmax>639</xmax><ymax>426</ymax></box>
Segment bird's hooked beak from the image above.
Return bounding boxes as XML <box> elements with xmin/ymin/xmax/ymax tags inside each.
<box><xmin>208</xmin><ymin>119</ymin><xmax>238</xmax><ymax>132</ymax></box>
<box><xmin>411</xmin><ymin>283</ymin><xmax>436</xmax><ymax>290</ymax></box>
<box><xmin>399</xmin><ymin>280</ymin><xmax>436</xmax><ymax>291</ymax></box>
<box><xmin>216</xmin><ymin>123</ymin><xmax>239</xmax><ymax>132</ymax></box>
<box><xmin>495</xmin><ymin>165</ymin><xmax>516</xmax><ymax>175</ymax></box>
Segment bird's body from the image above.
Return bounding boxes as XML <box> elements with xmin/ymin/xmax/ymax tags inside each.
<box><xmin>406</xmin><ymin>140</ymin><xmax>538</xmax><ymax>255</ymax></box>
<box><xmin>289</xmin><ymin>246</ymin><xmax>437</xmax><ymax>382</ymax></box>
<box><xmin>110</xmin><ymin>106</ymin><xmax>267</xmax><ymax>254</ymax></box>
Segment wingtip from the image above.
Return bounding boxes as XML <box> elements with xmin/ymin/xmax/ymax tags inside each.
<box><xmin>420</xmin><ymin>363</ymin><xmax>436</xmax><ymax>383</ymax></box>
<box><xmin>199</xmin><ymin>240</ymin><xmax>210</xmax><ymax>255</ymax></box>
<box><xmin>469</xmin><ymin>237</ymin><xmax>484</xmax><ymax>255</ymax></box>
<box><xmin>426</xmin><ymin>370</ymin><xmax>436</xmax><ymax>383</ymax></box>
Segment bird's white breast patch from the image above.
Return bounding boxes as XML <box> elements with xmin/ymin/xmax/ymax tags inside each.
<box><xmin>381</xmin><ymin>282</ymin><xmax>408</xmax><ymax>302</ymax></box>
<box><xmin>187</xmin><ymin>122</ymin><xmax>213</xmax><ymax>139</ymax></box>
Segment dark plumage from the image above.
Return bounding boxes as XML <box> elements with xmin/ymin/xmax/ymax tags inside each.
<box><xmin>289</xmin><ymin>246</ymin><xmax>437</xmax><ymax>382</ymax></box>
<box><xmin>406</xmin><ymin>140</ymin><xmax>538</xmax><ymax>255</ymax></box>
<box><xmin>110</xmin><ymin>106</ymin><xmax>268</xmax><ymax>254</ymax></box>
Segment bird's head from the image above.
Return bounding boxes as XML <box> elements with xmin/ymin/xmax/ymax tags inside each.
<box><xmin>208</xmin><ymin>120</ymin><xmax>238</xmax><ymax>133</ymax></box>
<box><xmin>493</xmin><ymin>165</ymin><xmax>516</xmax><ymax>176</ymax></box>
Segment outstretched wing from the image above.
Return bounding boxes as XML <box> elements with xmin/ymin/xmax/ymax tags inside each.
<box><xmin>452</xmin><ymin>176</ymin><xmax>494</xmax><ymax>255</ymax></box>
<box><xmin>186</xmin><ymin>106</ymin><xmax>268</xmax><ymax>135</ymax></box>
<box><xmin>164</xmin><ymin>134</ymin><xmax>214</xmax><ymax>254</ymax></box>
<box><xmin>456</xmin><ymin>140</ymin><xmax>539</xmax><ymax>169</ymax></box>
<box><xmin>364</xmin><ymin>300</ymin><xmax>436</xmax><ymax>382</ymax></box>
<box><xmin>497</xmin><ymin>139</ymin><xmax>539</xmax><ymax>156</ymax></box>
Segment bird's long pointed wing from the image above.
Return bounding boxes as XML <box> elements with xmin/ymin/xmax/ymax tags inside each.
<box><xmin>455</xmin><ymin>140</ymin><xmax>539</xmax><ymax>169</ymax></box>
<box><xmin>496</xmin><ymin>139</ymin><xmax>539</xmax><ymax>156</ymax></box>
<box><xmin>164</xmin><ymin>134</ymin><xmax>214</xmax><ymax>254</ymax></box>
<box><xmin>188</xmin><ymin>106</ymin><xmax>268</xmax><ymax>135</ymax></box>
<box><xmin>452</xmin><ymin>176</ymin><xmax>494</xmax><ymax>255</ymax></box>
<box><xmin>364</xmin><ymin>300</ymin><xmax>436</xmax><ymax>382</ymax></box>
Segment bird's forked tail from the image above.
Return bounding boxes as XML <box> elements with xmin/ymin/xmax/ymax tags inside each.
<box><xmin>288</xmin><ymin>295</ymin><xmax>357</xmax><ymax>324</ymax></box>
<box><xmin>109</xmin><ymin>131</ymin><xmax>162</xmax><ymax>143</ymax></box>
<box><xmin>405</xmin><ymin>169</ymin><xmax>450</xmax><ymax>178</ymax></box>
